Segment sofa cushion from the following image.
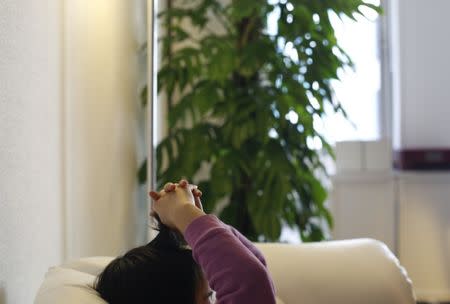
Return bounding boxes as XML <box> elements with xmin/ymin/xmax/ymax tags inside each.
<box><xmin>35</xmin><ymin>257</ymin><xmax>286</xmax><ymax>304</ymax></box>
<box><xmin>35</xmin><ymin>266</ymin><xmax>105</xmax><ymax>304</ymax></box>
<box><xmin>60</xmin><ymin>256</ymin><xmax>114</xmax><ymax>276</ymax></box>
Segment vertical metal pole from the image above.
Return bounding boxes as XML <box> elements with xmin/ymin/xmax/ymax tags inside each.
<box><xmin>379</xmin><ymin>0</ymin><xmax>393</xmax><ymax>140</ymax></box>
<box><xmin>147</xmin><ymin>0</ymin><xmax>157</xmax><ymax>241</ymax></box>
<box><xmin>383</xmin><ymin>0</ymin><xmax>399</xmax><ymax>257</ymax></box>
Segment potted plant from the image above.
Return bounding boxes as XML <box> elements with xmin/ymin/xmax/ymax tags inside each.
<box><xmin>139</xmin><ymin>0</ymin><xmax>381</xmax><ymax>242</ymax></box>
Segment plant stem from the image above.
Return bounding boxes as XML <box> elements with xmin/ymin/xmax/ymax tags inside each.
<box><xmin>239</xmin><ymin>16</ymin><xmax>257</xmax><ymax>49</ymax></box>
<box><xmin>229</xmin><ymin>13</ymin><xmax>263</xmax><ymax>240</ymax></box>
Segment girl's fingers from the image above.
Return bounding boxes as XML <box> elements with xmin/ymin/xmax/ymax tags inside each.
<box><xmin>164</xmin><ymin>182</ymin><xmax>176</xmax><ymax>192</ymax></box>
<box><xmin>194</xmin><ymin>196</ymin><xmax>203</xmax><ymax>211</ymax></box>
<box><xmin>149</xmin><ymin>191</ymin><xmax>161</xmax><ymax>201</ymax></box>
<box><xmin>193</xmin><ymin>189</ymin><xmax>202</xmax><ymax>197</ymax></box>
<box><xmin>159</xmin><ymin>181</ymin><xmax>199</xmax><ymax>197</ymax></box>
<box><xmin>190</xmin><ymin>188</ymin><xmax>203</xmax><ymax>211</ymax></box>
<box><xmin>188</xmin><ymin>183</ymin><xmax>198</xmax><ymax>191</ymax></box>
<box><xmin>179</xmin><ymin>179</ymin><xmax>189</xmax><ymax>188</ymax></box>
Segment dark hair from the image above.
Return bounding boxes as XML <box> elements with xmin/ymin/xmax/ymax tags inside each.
<box><xmin>94</xmin><ymin>221</ymin><xmax>203</xmax><ymax>304</ymax></box>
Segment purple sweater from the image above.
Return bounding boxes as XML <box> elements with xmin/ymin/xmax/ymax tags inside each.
<box><xmin>184</xmin><ymin>214</ymin><xmax>276</xmax><ymax>304</ymax></box>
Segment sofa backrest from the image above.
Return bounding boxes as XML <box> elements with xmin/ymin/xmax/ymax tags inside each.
<box><xmin>35</xmin><ymin>239</ymin><xmax>415</xmax><ymax>304</ymax></box>
<box><xmin>256</xmin><ymin>239</ymin><xmax>415</xmax><ymax>304</ymax></box>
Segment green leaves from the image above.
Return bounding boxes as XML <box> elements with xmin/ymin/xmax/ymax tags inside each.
<box><xmin>201</xmin><ymin>36</ymin><xmax>236</xmax><ymax>82</ymax></box>
<box><xmin>239</xmin><ymin>39</ymin><xmax>274</xmax><ymax>77</ymax></box>
<box><xmin>147</xmin><ymin>0</ymin><xmax>381</xmax><ymax>242</ymax></box>
<box><xmin>229</xmin><ymin>1</ymin><xmax>262</xmax><ymax>21</ymax></box>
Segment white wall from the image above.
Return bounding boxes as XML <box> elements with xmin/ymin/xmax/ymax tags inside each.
<box><xmin>390</xmin><ymin>0</ymin><xmax>450</xmax><ymax>149</ymax></box>
<box><xmin>64</xmin><ymin>0</ymin><xmax>147</xmax><ymax>260</ymax></box>
<box><xmin>398</xmin><ymin>173</ymin><xmax>450</xmax><ymax>301</ymax></box>
<box><xmin>0</xmin><ymin>1</ymin><xmax>147</xmax><ymax>303</ymax></box>
<box><xmin>0</xmin><ymin>1</ymin><xmax>64</xmax><ymax>303</ymax></box>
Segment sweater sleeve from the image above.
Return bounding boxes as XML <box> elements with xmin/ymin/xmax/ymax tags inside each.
<box><xmin>184</xmin><ymin>215</ymin><xmax>276</xmax><ymax>304</ymax></box>
<box><xmin>226</xmin><ymin>225</ymin><xmax>268</xmax><ymax>267</ymax></box>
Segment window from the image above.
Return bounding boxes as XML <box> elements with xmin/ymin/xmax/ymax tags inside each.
<box><xmin>267</xmin><ymin>0</ymin><xmax>384</xmax><ymax>144</ymax></box>
<box><xmin>267</xmin><ymin>0</ymin><xmax>384</xmax><ymax>242</ymax></box>
<box><xmin>324</xmin><ymin>1</ymin><xmax>383</xmax><ymax>143</ymax></box>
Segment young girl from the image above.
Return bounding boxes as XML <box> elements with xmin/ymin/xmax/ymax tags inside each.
<box><xmin>95</xmin><ymin>179</ymin><xmax>276</xmax><ymax>304</ymax></box>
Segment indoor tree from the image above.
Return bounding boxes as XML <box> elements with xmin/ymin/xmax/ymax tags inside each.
<box><xmin>139</xmin><ymin>0</ymin><xmax>381</xmax><ymax>242</ymax></box>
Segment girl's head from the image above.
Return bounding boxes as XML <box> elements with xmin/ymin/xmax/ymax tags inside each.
<box><xmin>94</xmin><ymin>224</ymin><xmax>213</xmax><ymax>304</ymax></box>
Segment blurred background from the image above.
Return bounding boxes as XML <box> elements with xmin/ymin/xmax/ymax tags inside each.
<box><xmin>0</xmin><ymin>0</ymin><xmax>449</xmax><ymax>303</ymax></box>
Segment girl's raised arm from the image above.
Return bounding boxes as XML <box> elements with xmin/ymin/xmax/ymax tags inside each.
<box><xmin>185</xmin><ymin>213</ymin><xmax>276</xmax><ymax>304</ymax></box>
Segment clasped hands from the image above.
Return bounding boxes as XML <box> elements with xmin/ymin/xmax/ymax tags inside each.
<box><xmin>149</xmin><ymin>179</ymin><xmax>205</xmax><ymax>233</ymax></box>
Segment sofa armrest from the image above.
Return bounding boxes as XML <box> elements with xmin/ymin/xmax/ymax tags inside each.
<box><xmin>256</xmin><ymin>239</ymin><xmax>415</xmax><ymax>304</ymax></box>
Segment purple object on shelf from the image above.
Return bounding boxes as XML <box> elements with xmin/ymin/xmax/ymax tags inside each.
<box><xmin>393</xmin><ymin>148</ymin><xmax>450</xmax><ymax>170</ymax></box>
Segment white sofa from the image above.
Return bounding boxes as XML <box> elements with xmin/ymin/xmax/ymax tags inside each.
<box><xmin>35</xmin><ymin>239</ymin><xmax>416</xmax><ymax>304</ymax></box>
